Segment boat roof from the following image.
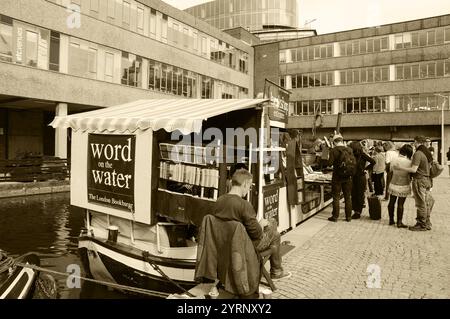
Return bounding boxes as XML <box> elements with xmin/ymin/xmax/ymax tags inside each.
<box><xmin>50</xmin><ymin>99</ymin><xmax>269</xmax><ymax>135</ymax></box>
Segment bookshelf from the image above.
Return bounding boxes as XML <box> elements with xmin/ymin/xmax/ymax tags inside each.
<box><xmin>158</xmin><ymin>143</ymin><xmax>220</xmax><ymax>200</ymax></box>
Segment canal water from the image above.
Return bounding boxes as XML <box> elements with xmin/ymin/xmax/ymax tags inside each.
<box><xmin>0</xmin><ymin>192</ymin><xmax>129</xmax><ymax>299</ymax></box>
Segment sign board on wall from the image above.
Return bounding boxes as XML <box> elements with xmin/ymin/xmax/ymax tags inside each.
<box><xmin>87</xmin><ymin>134</ymin><xmax>136</xmax><ymax>212</ymax></box>
<box><xmin>262</xmin><ymin>184</ymin><xmax>280</xmax><ymax>223</ymax></box>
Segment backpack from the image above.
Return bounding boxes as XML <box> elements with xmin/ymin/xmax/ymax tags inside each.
<box><xmin>430</xmin><ymin>160</ymin><xmax>444</xmax><ymax>178</ymax></box>
<box><xmin>336</xmin><ymin>147</ymin><xmax>357</xmax><ymax>178</ymax></box>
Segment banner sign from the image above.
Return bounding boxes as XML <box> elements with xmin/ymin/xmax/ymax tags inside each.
<box><xmin>268</xmin><ymin>94</ymin><xmax>289</xmax><ymax>124</ymax></box>
<box><xmin>262</xmin><ymin>184</ymin><xmax>280</xmax><ymax>222</ymax></box>
<box><xmin>264</xmin><ymin>79</ymin><xmax>290</xmax><ymax>124</ymax></box>
<box><xmin>87</xmin><ymin>134</ymin><xmax>135</xmax><ymax>212</ymax></box>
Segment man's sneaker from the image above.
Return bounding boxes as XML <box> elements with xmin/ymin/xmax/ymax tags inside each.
<box><xmin>328</xmin><ymin>217</ymin><xmax>337</xmax><ymax>222</ymax></box>
<box><xmin>408</xmin><ymin>225</ymin><xmax>427</xmax><ymax>231</ymax></box>
<box><xmin>351</xmin><ymin>213</ymin><xmax>361</xmax><ymax>220</ymax></box>
<box><xmin>271</xmin><ymin>271</ymin><xmax>292</xmax><ymax>281</ymax></box>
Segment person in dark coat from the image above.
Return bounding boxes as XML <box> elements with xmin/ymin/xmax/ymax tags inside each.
<box><xmin>349</xmin><ymin>141</ymin><xmax>375</xmax><ymax>219</ymax></box>
<box><xmin>327</xmin><ymin>133</ymin><xmax>354</xmax><ymax>222</ymax></box>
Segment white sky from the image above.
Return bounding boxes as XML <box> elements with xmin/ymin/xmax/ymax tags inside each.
<box><xmin>161</xmin><ymin>0</ymin><xmax>450</xmax><ymax>34</ymax></box>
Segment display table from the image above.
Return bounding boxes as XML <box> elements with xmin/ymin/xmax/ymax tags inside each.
<box><xmin>291</xmin><ymin>172</ymin><xmax>333</xmax><ymax>226</ymax></box>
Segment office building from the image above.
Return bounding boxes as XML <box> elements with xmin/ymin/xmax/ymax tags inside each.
<box><xmin>255</xmin><ymin>14</ymin><xmax>450</xmax><ymax>162</ymax></box>
<box><xmin>0</xmin><ymin>0</ymin><xmax>253</xmax><ymax>160</ymax></box>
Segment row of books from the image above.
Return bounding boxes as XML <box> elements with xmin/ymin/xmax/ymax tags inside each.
<box><xmin>159</xmin><ymin>162</ymin><xmax>219</xmax><ymax>188</ymax></box>
<box><xmin>159</xmin><ymin>143</ymin><xmax>218</xmax><ymax>166</ymax></box>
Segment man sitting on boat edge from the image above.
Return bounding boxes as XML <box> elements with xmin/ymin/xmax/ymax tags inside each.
<box><xmin>195</xmin><ymin>169</ymin><xmax>291</xmax><ymax>297</ymax></box>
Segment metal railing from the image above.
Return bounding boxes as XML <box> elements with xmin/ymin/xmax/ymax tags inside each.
<box><xmin>0</xmin><ymin>158</ymin><xmax>69</xmax><ymax>182</ymax></box>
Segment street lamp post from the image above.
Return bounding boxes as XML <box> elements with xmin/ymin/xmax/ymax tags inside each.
<box><xmin>434</xmin><ymin>94</ymin><xmax>448</xmax><ymax>165</ymax></box>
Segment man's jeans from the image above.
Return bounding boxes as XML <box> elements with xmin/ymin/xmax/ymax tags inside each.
<box><xmin>411</xmin><ymin>177</ymin><xmax>434</xmax><ymax>228</ymax></box>
<box><xmin>331</xmin><ymin>177</ymin><xmax>352</xmax><ymax>219</ymax></box>
<box><xmin>256</xmin><ymin>218</ymin><xmax>283</xmax><ymax>276</ymax></box>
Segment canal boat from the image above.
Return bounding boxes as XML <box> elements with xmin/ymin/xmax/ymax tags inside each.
<box><xmin>51</xmin><ymin>93</ymin><xmax>332</xmax><ymax>297</ymax></box>
<box><xmin>0</xmin><ymin>252</ymin><xmax>40</xmax><ymax>299</ymax></box>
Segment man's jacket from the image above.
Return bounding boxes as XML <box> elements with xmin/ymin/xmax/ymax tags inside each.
<box><xmin>195</xmin><ymin>214</ymin><xmax>260</xmax><ymax>296</ymax></box>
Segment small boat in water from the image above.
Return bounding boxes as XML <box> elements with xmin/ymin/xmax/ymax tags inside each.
<box><xmin>0</xmin><ymin>252</ymin><xmax>40</xmax><ymax>299</ymax></box>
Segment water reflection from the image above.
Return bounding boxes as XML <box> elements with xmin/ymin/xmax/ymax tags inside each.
<box><xmin>0</xmin><ymin>192</ymin><xmax>128</xmax><ymax>299</ymax></box>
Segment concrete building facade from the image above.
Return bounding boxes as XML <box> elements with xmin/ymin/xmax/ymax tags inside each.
<box><xmin>0</xmin><ymin>0</ymin><xmax>254</xmax><ymax>160</ymax></box>
<box><xmin>254</xmin><ymin>14</ymin><xmax>450</xmax><ymax>164</ymax></box>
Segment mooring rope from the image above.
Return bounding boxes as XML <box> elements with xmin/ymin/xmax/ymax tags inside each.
<box><xmin>12</xmin><ymin>261</ymin><xmax>171</xmax><ymax>299</ymax></box>
<box><xmin>0</xmin><ymin>254</ymin><xmax>14</xmax><ymax>274</ymax></box>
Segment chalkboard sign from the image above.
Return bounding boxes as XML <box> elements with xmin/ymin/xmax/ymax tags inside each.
<box><xmin>262</xmin><ymin>184</ymin><xmax>280</xmax><ymax>223</ymax></box>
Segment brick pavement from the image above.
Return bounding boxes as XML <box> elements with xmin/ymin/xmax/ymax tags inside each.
<box><xmin>272</xmin><ymin>175</ymin><xmax>450</xmax><ymax>299</ymax></box>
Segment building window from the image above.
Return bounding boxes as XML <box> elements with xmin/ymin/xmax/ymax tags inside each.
<box><xmin>49</xmin><ymin>31</ymin><xmax>60</xmax><ymax>71</ymax></box>
<box><xmin>427</xmin><ymin>30</ymin><xmax>435</xmax><ymax>45</ymax></box>
<box><xmin>326</xmin><ymin>44</ymin><xmax>333</xmax><ymax>57</ymax></box>
<box><xmin>201</xmin><ymin>76</ymin><xmax>212</xmax><ymax>98</ymax></box>
<box><xmin>395</xmin><ymin>34</ymin><xmax>403</xmax><ymax>49</ymax></box>
<box><xmin>137</xmin><ymin>8</ymin><xmax>144</xmax><ymax>34</ymax></box>
<box><xmin>123</xmin><ymin>1</ymin><xmax>130</xmax><ymax>26</ymax></box>
<box><xmin>201</xmin><ymin>36</ymin><xmax>207</xmax><ymax>57</ymax></box>
<box><xmin>88</xmin><ymin>47</ymin><xmax>97</xmax><ymax>78</ymax></box>
<box><xmin>352</xmin><ymin>41</ymin><xmax>359</xmax><ymax>55</ymax></box>
<box><xmin>395</xmin><ymin>65</ymin><xmax>403</xmax><ymax>80</ymax></box>
<box><xmin>381</xmin><ymin>67</ymin><xmax>389</xmax><ymax>81</ymax></box>
<box><xmin>411</xmin><ymin>64</ymin><xmax>419</xmax><ymax>78</ymax></box>
<box><xmin>69</xmin><ymin>40</ymin><xmax>99</xmax><ymax>79</ymax></box>
<box><xmin>25</xmin><ymin>30</ymin><xmax>38</xmax><ymax>67</ymax></box>
<box><xmin>104</xmin><ymin>52</ymin><xmax>114</xmax><ymax>82</ymax></box>
<box><xmin>445</xmin><ymin>27</ymin><xmax>450</xmax><ymax>42</ymax></box>
<box><xmin>121</xmin><ymin>52</ymin><xmax>142</xmax><ymax>87</ymax></box>
<box><xmin>411</xmin><ymin>32</ymin><xmax>419</xmax><ymax>47</ymax></box>
<box><xmin>0</xmin><ymin>15</ymin><xmax>13</xmax><ymax>62</ymax></box>
<box><xmin>279</xmin><ymin>50</ymin><xmax>286</xmax><ymax>63</ymax></box>
<box><xmin>149</xmin><ymin>9</ymin><xmax>156</xmax><ymax>36</ymax></box>
<box><xmin>107</xmin><ymin>0</ymin><xmax>115</xmax><ymax>18</ymax></box>
<box><xmin>90</xmin><ymin>0</ymin><xmax>99</xmax><ymax>12</ymax></box>
<box><xmin>444</xmin><ymin>61</ymin><xmax>450</xmax><ymax>76</ymax></box>
<box><xmin>161</xmin><ymin>14</ymin><xmax>168</xmax><ymax>42</ymax></box>
<box><xmin>340</xmin><ymin>71</ymin><xmax>346</xmax><ymax>85</ymax></box>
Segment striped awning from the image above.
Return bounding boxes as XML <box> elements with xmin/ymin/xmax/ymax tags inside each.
<box><xmin>50</xmin><ymin>99</ymin><xmax>269</xmax><ymax>135</ymax></box>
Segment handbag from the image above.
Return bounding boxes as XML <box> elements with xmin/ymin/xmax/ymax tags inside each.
<box><xmin>430</xmin><ymin>161</ymin><xmax>444</xmax><ymax>178</ymax></box>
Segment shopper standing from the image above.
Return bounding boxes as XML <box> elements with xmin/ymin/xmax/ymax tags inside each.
<box><xmin>394</xmin><ymin>136</ymin><xmax>434</xmax><ymax>231</ymax></box>
<box><xmin>384</xmin><ymin>141</ymin><xmax>398</xmax><ymax>201</ymax></box>
<box><xmin>349</xmin><ymin>141</ymin><xmax>375</xmax><ymax>219</ymax></box>
<box><xmin>372</xmin><ymin>146</ymin><xmax>386</xmax><ymax>197</ymax></box>
<box><xmin>327</xmin><ymin>134</ymin><xmax>355</xmax><ymax>222</ymax></box>
<box><xmin>387</xmin><ymin>144</ymin><xmax>413</xmax><ymax>228</ymax></box>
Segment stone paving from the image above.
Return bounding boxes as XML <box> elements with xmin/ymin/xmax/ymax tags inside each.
<box><xmin>273</xmin><ymin>175</ymin><xmax>450</xmax><ymax>299</ymax></box>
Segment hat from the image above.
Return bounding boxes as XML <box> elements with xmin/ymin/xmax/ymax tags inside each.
<box><xmin>414</xmin><ymin>136</ymin><xmax>427</xmax><ymax>143</ymax></box>
<box><xmin>332</xmin><ymin>133</ymin><xmax>343</xmax><ymax>141</ymax></box>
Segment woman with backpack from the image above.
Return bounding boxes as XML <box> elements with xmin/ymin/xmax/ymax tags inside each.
<box><xmin>349</xmin><ymin>141</ymin><xmax>376</xmax><ymax>219</ymax></box>
<box><xmin>387</xmin><ymin>144</ymin><xmax>413</xmax><ymax>228</ymax></box>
